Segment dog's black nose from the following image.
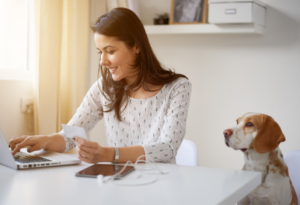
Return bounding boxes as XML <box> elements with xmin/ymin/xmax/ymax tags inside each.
<box><xmin>223</xmin><ymin>129</ymin><xmax>233</xmax><ymax>141</ymax></box>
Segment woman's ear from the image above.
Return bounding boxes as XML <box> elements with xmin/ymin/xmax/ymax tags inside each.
<box><xmin>253</xmin><ymin>115</ymin><xmax>286</xmax><ymax>154</ymax></box>
<box><xmin>134</xmin><ymin>43</ymin><xmax>140</xmax><ymax>53</ymax></box>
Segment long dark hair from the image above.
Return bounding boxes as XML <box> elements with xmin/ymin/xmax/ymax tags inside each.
<box><xmin>91</xmin><ymin>8</ymin><xmax>188</xmax><ymax>121</ymax></box>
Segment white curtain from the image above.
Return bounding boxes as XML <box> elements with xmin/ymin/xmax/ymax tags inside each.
<box><xmin>32</xmin><ymin>0</ymin><xmax>89</xmax><ymax>135</ymax></box>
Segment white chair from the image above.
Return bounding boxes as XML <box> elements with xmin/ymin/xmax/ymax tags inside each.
<box><xmin>176</xmin><ymin>139</ymin><xmax>198</xmax><ymax>166</ymax></box>
<box><xmin>284</xmin><ymin>150</ymin><xmax>300</xmax><ymax>204</ymax></box>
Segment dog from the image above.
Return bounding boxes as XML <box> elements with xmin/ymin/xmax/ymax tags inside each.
<box><xmin>223</xmin><ymin>112</ymin><xmax>298</xmax><ymax>205</ymax></box>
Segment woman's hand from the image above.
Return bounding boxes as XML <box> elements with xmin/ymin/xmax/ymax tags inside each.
<box><xmin>75</xmin><ymin>137</ymin><xmax>106</xmax><ymax>163</ymax></box>
<box><xmin>9</xmin><ymin>135</ymin><xmax>50</xmax><ymax>155</ymax></box>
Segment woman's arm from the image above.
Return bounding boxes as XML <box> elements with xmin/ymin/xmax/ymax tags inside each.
<box><xmin>44</xmin><ymin>133</ymin><xmax>67</xmax><ymax>152</ymax></box>
<box><xmin>74</xmin><ymin>136</ymin><xmax>145</xmax><ymax>163</ymax></box>
<box><xmin>10</xmin><ymin>133</ymin><xmax>66</xmax><ymax>155</ymax></box>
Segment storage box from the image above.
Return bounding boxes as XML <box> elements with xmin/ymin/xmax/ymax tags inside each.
<box><xmin>208</xmin><ymin>0</ymin><xmax>266</xmax><ymax>26</ymax></box>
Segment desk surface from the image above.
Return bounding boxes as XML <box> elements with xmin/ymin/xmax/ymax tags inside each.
<box><xmin>0</xmin><ymin>158</ymin><xmax>261</xmax><ymax>205</ymax></box>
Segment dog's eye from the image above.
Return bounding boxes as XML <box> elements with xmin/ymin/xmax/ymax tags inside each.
<box><xmin>245</xmin><ymin>122</ymin><xmax>253</xmax><ymax>127</ymax></box>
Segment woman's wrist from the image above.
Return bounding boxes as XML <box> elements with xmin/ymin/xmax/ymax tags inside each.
<box><xmin>100</xmin><ymin>146</ymin><xmax>145</xmax><ymax>163</ymax></box>
<box><xmin>42</xmin><ymin>135</ymin><xmax>52</xmax><ymax>150</ymax></box>
<box><xmin>44</xmin><ymin>134</ymin><xmax>66</xmax><ymax>153</ymax></box>
<box><xmin>100</xmin><ymin>147</ymin><xmax>115</xmax><ymax>162</ymax></box>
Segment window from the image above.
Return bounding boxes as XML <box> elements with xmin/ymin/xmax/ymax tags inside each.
<box><xmin>0</xmin><ymin>0</ymin><xmax>32</xmax><ymax>80</ymax></box>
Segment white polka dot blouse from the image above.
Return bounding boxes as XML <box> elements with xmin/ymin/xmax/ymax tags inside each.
<box><xmin>59</xmin><ymin>77</ymin><xmax>192</xmax><ymax>164</ymax></box>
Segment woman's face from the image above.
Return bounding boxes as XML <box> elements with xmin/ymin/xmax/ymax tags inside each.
<box><xmin>94</xmin><ymin>33</ymin><xmax>139</xmax><ymax>84</ymax></box>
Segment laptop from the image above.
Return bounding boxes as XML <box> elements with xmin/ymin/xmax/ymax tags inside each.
<box><xmin>0</xmin><ymin>129</ymin><xmax>81</xmax><ymax>170</ymax></box>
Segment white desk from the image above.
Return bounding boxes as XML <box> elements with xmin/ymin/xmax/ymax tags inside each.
<box><xmin>0</xmin><ymin>159</ymin><xmax>261</xmax><ymax>205</ymax></box>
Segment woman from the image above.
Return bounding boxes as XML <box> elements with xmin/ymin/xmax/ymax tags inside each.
<box><xmin>9</xmin><ymin>8</ymin><xmax>192</xmax><ymax>164</ymax></box>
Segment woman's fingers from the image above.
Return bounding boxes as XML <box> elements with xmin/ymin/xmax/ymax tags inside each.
<box><xmin>74</xmin><ymin>137</ymin><xmax>102</xmax><ymax>163</ymax></box>
<box><xmin>9</xmin><ymin>136</ymin><xmax>27</xmax><ymax>151</ymax></box>
<box><xmin>74</xmin><ymin>137</ymin><xmax>97</xmax><ymax>148</ymax></box>
<box><xmin>77</xmin><ymin>147</ymin><xmax>94</xmax><ymax>160</ymax></box>
<box><xmin>78</xmin><ymin>154</ymin><xmax>92</xmax><ymax>164</ymax></box>
<box><xmin>11</xmin><ymin>137</ymin><xmax>36</xmax><ymax>155</ymax></box>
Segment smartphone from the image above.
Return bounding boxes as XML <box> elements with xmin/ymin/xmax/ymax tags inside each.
<box><xmin>75</xmin><ymin>164</ymin><xmax>135</xmax><ymax>179</ymax></box>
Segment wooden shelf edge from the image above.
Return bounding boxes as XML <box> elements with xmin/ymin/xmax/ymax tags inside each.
<box><xmin>144</xmin><ymin>24</ymin><xmax>264</xmax><ymax>35</ymax></box>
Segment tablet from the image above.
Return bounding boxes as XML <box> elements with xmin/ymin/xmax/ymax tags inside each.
<box><xmin>75</xmin><ymin>164</ymin><xmax>135</xmax><ymax>178</ymax></box>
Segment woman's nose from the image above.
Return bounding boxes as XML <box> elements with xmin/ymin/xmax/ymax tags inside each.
<box><xmin>99</xmin><ymin>54</ymin><xmax>108</xmax><ymax>66</ymax></box>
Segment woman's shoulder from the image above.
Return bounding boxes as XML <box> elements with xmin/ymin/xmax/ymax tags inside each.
<box><xmin>165</xmin><ymin>77</ymin><xmax>192</xmax><ymax>91</ymax></box>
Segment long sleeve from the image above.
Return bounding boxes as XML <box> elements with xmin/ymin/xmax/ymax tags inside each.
<box><xmin>59</xmin><ymin>79</ymin><xmax>104</xmax><ymax>152</ymax></box>
<box><xmin>142</xmin><ymin>80</ymin><xmax>192</xmax><ymax>163</ymax></box>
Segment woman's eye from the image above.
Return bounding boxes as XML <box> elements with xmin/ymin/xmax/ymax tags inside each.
<box><xmin>246</xmin><ymin>122</ymin><xmax>253</xmax><ymax>127</ymax></box>
<box><xmin>107</xmin><ymin>51</ymin><xmax>114</xmax><ymax>54</ymax></box>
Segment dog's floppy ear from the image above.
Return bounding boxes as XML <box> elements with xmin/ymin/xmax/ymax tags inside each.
<box><xmin>253</xmin><ymin>115</ymin><xmax>285</xmax><ymax>154</ymax></box>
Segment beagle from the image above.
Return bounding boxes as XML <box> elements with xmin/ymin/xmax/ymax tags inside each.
<box><xmin>223</xmin><ymin>113</ymin><xmax>298</xmax><ymax>205</ymax></box>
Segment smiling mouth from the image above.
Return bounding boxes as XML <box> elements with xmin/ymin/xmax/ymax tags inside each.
<box><xmin>240</xmin><ymin>148</ymin><xmax>247</xmax><ymax>152</ymax></box>
<box><xmin>107</xmin><ymin>67</ymin><xmax>117</xmax><ymax>73</ymax></box>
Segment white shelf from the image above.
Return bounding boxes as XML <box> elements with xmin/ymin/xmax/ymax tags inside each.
<box><xmin>144</xmin><ymin>23</ymin><xmax>264</xmax><ymax>35</ymax></box>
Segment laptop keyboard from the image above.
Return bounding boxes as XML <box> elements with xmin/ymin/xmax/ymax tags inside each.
<box><xmin>13</xmin><ymin>152</ymin><xmax>52</xmax><ymax>163</ymax></box>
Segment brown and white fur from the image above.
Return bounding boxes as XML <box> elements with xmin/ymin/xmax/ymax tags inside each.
<box><xmin>223</xmin><ymin>112</ymin><xmax>298</xmax><ymax>205</ymax></box>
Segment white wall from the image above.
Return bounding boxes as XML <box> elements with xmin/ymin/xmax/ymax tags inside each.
<box><xmin>87</xmin><ymin>0</ymin><xmax>300</xmax><ymax>170</ymax></box>
<box><xmin>0</xmin><ymin>80</ymin><xmax>34</xmax><ymax>143</ymax></box>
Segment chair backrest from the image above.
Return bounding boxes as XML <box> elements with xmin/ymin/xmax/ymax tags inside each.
<box><xmin>176</xmin><ymin>139</ymin><xmax>198</xmax><ymax>166</ymax></box>
<box><xmin>284</xmin><ymin>150</ymin><xmax>300</xmax><ymax>204</ymax></box>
